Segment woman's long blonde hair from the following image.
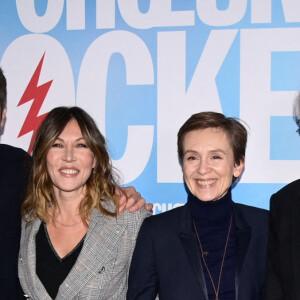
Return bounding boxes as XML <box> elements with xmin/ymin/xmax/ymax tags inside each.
<box><xmin>22</xmin><ymin>106</ymin><xmax>119</xmax><ymax>224</ymax></box>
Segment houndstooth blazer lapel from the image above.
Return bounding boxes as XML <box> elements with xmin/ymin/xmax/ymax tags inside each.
<box><xmin>19</xmin><ymin>218</ymin><xmax>52</xmax><ymax>300</ymax></box>
<box><xmin>19</xmin><ymin>203</ymin><xmax>150</xmax><ymax>300</ymax></box>
<box><xmin>19</xmin><ymin>209</ymin><xmax>127</xmax><ymax>300</ymax></box>
<box><xmin>56</xmin><ymin>209</ymin><xmax>127</xmax><ymax>299</ymax></box>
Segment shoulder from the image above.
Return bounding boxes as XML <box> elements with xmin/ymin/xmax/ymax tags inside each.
<box><xmin>0</xmin><ymin>144</ymin><xmax>32</xmax><ymax>168</ymax></box>
<box><xmin>118</xmin><ymin>206</ymin><xmax>152</xmax><ymax>226</ymax></box>
<box><xmin>100</xmin><ymin>200</ymin><xmax>152</xmax><ymax>225</ymax></box>
<box><xmin>234</xmin><ymin>203</ymin><xmax>268</xmax><ymax>216</ymax></box>
<box><xmin>234</xmin><ymin>203</ymin><xmax>269</xmax><ymax>225</ymax></box>
<box><xmin>266</xmin><ymin>180</ymin><xmax>300</xmax><ymax>219</ymax></box>
<box><xmin>0</xmin><ymin>145</ymin><xmax>32</xmax><ymax>199</ymax></box>
<box><xmin>20</xmin><ymin>218</ymin><xmax>41</xmax><ymax>246</ymax></box>
<box><xmin>0</xmin><ymin>144</ymin><xmax>31</xmax><ymax>160</ymax></box>
<box><xmin>140</xmin><ymin>205</ymin><xmax>186</xmax><ymax>229</ymax></box>
<box><xmin>21</xmin><ymin>218</ymin><xmax>40</xmax><ymax>231</ymax></box>
<box><xmin>271</xmin><ymin>179</ymin><xmax>300</xmax><ymax>205</ymax></box>
<box><xmin>234</xmin><ymin>204</ymin><xmax>269</xmax><ymax>241</ymax></box>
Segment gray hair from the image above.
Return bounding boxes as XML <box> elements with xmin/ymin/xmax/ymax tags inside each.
<box><xmin>293</xmin><ymin>92</ymin><xmax>300</xmax><ymax>128</ymax></box>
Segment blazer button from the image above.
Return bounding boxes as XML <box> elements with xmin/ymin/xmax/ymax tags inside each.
<box><xmin>99</xmin><ymin>266</ymin><xmax>105</xmax><ymax>274</ymax></box>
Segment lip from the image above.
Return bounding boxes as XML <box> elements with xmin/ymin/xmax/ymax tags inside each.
<box><xmin>195</xmin><ymin>178</ymin><xmax>217</xmax><ymax>187</ymax></box>
<box><xmin>59</xmin><ymin>168</ymin><xmax>79</xmax><ymax>176</ymax></box>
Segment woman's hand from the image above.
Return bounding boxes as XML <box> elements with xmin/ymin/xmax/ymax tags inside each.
<box><xmin>116</xmin><ymin>186</ymin><xmax>153</xmax><ymax>213</ymax></box>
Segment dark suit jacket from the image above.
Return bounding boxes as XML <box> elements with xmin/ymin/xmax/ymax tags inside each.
<box><xmin>0</xmin><ymin>144</ymin><xmax>31</xmax><ymax>299</ymax></box>
<box><xmin>127</xmin><ymin>202</ymin><xmax>269</xmax><ymax>300</ymax></box>
<box><xmin>265</xmin><ymin>179</ymin><xmax>300</xmax><ymax>300</ymax></box>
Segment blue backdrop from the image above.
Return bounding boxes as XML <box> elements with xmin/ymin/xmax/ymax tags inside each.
<box><xmin>1</xmin><ymin>0</ymin><xmax>300</xmax><ymax>213</ymax></box>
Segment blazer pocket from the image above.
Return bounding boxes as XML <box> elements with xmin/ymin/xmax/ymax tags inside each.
<box><xmin>80</xmin><ymin>257</ymin><xmax>118</xmax><ymax>299</ymax></box>
<box><xmin>82</xmin><ymin>258</ymin><xmax>128</xmax><ymax>299</ymax></box>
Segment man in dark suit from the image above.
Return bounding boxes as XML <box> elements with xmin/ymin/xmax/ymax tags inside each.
<box><xmin>264</xmin><ymin>180</ymin><xmax>300</xmax><ymax>300</ymax></box>
<box><xmin>264</xmin><ymin>94</ymin><xmax>300</xmax><ymax>300</ymax></box>
<box><xmin>0</xmin><ymin>68</ymin><xmax>32</xmax><ymax>299</ymax></box>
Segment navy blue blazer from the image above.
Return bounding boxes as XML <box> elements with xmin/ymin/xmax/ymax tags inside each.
<box><xmin>127</xmin><ymin>202</ymin><xmax>268</xmax><ymax>300</ymax></box>
<box><xmin>0</xmin><ymin>144</ymin><xmax>31</xmax><ymax>299</ymax></box>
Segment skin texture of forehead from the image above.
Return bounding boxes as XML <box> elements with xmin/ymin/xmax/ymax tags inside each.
<box><xmin>184</xmin><ymin>127</ymin><xmax>231</xmax><ymax>149</ymax></box>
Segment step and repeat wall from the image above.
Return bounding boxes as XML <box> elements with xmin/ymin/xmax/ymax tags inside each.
<box><xmin>1</xmin><ymin>0</ymin><xmax>300</xmax><ymax>213</ymax></box>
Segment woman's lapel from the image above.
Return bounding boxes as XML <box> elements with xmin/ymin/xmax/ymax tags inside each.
<box><xmin>56</xmin><ymin>209</ymin><xmax>126</xmax><ymax>299</ymax></box>
<box><xmin>22</xmin><ymin>219</ymin><xmax>52</xmax><ymax>299</ymax></box>
<box><xmin>179</xmin><ymin>205</ymin><xmax>208</xmax><ymax>300</ymax></box>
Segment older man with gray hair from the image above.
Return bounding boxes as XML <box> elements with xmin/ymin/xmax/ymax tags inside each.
<box><xmin>265</xmin><ymin>93</ymin><xmax>300</xmax><ymax>300</ymax></box>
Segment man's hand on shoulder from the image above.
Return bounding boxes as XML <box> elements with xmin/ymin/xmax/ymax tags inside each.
<box><xmin>116</xmin><ymin>186</ymin><xmax>153</xmax><ymax>213</ymax></box>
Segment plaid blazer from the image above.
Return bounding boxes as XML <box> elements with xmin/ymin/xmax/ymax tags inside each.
<box><xmin>18</xmin><ymin>204</ymin><xmax>151</xmax><ymax>300</ymax></box>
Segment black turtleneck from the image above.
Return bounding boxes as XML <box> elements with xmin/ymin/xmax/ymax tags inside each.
<box><xmin>187</xmin><ymin>189</ymin><xmax>236</xmax><ymax>300</ymax></box>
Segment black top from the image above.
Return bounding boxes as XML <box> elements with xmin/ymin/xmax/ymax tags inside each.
<box><xmin>36</xmin><ymin>223</ymin><xmax>85</xmax><ymax>299</ymax></box>
<box><xmin>187</xmin><ymin>189</ymin><xmax>236</xmax><ymax>300</ymax></box>
<box><xmin>0</xmin><ymin>144</ymin><xmax>32</xmax><ymax>299</ymax></box>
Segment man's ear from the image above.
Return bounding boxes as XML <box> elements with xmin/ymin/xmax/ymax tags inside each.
<box><xmin>0</xmin><ymin>107</ymin><xmax>6</xmax><ymax>128</ymax></box>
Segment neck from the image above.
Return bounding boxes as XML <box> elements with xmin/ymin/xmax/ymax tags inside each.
<box><xmin>50</xmin><ymin>187</ymin><xmax>85</xmax><ymax>221</ymax></box>
<box><xmin>52</xmin><ymin>186</ymin><xmax>85</xmax><ymax>210</ymax></box>
<box><xmin>187</xmin><ymin>188</ymin><xmax>233</xmax><ymax>224</ymax></box>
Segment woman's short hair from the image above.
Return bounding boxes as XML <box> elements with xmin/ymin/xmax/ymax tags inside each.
<box><xmin>177</xmin><ymin>111</ymin><xmax>247</xmax><ymax>167</ymax></box>
<box><xmin>22</xmin><ymin>106</ymin><xmax>119</xmax><ymax>223</ymax></box>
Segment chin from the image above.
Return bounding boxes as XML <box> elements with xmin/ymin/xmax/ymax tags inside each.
<box><xmin>195</xmin><ymin>193</ymin><xmax>221</xmax><ymax>202</ymax></box>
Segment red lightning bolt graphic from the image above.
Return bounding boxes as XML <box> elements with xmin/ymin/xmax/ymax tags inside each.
<box><xmin>18</xmin><ymin>53</ymin><xmax>53</xmax><ymax>154</ymax></box>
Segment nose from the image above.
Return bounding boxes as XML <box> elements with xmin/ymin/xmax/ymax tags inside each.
<box><xmin>62</xmin><ymin>145</ymin><xmax>75</xmax><ymax>162</ymax></box>
<box><xmin>197</xmin><ymin>159</ymin><xmax>211</xmax><ymax>175</ymax></box>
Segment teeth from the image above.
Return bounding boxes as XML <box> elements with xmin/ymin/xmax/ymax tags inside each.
<box><xmin>61</xmin><ymin>169</ymin><xmax>78</xmax><ymax>174</ymax></box>
<box><xmin>197</xmin><ymin>179</ymin><xmax>215</xmax><ymax>185</ymax></box>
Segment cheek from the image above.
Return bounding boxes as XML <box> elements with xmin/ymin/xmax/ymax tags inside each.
<box><xmin>221</xmin><ymin>166</ymin><xmax>235</xmax><ymax>183</ymax></box>
<box><xmin>182</xmin><ymin>166</ymin><xmax>190</xmax><ymax>181</ymax></box>
<box><xmin>86</xmin><ymin>155</ymin><xmax>96</xmax><ymax>168</ymax></box>
<box><xmin>182</xmin><ymin>165</ymin><xmax>194</xmax><ymax>187</ymax></box>
<box><xmin>46</xmin><ymin>151</ymin><xmax>57</xmax><ymax>166</ymax></box>
<box><xmin>46</xmin><ymin>152</ymin><xmax>60</xmax><ymax>178</ymax></box>
<box><xmin>80</xmin><ymin>154</ymin><xmax>96</xmax><ymax>174</ymax></box>
<box><xmin>46</xmin><ymin>157</ymin><xmax>54</xmax><ymax>172</ymax></box>
<box><xmin>182</xmin><ymin>162</ymin><xmax>193</xmax><ymax>176</ymax></box>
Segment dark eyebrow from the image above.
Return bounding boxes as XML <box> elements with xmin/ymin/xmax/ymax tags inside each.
<box><xmin>210</xmin><ymin>149</ymin><xmax>227</xmax><ymax>155</ymax></box>
<box><xmin>55</xmin><ymin>137</ymin><xmax>85</xmax><ymax>142</ymax></box>
<box><xmin>183</xmin><ymin>149</ymin><xmax>227</xmax><ymax>156</ymax></box>
<box><xmin>183</xmin><ymin>150</ymin><xmax>198</xmax><ymax>156</ymax></box>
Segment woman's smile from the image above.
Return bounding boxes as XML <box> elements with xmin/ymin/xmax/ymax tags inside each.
<box><xmin>182</xmin><ymin>127</ymin><xmax>244</xmax><ymax>202</ymax></box>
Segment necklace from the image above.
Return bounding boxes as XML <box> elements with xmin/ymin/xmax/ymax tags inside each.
<box><xmin>55</xmin><ymin>218</ymin><xmax>82</xmax><ymax>227</ymax></box>
<box><xmin>192</xmin><ymin>214</ymin><xmax>233</xmax><ymax>300</ymax></box>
